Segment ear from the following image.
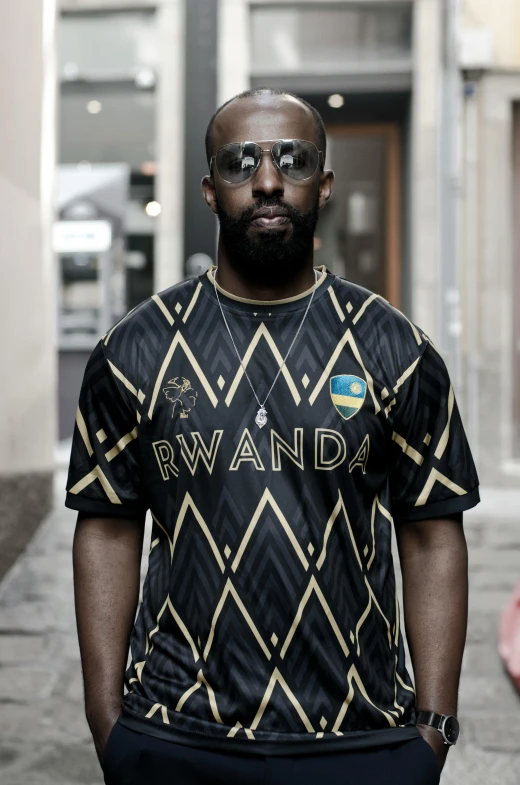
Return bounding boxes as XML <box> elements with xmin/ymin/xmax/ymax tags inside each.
<box><xmin>202</xmin><ymin>174</ymin><xmax>219</xmax><ymax>216</ymax></box>
<box><xmin>318</xmin><ymin>168</ymin><xmax>334</xmax><ymax>211</ymax></box>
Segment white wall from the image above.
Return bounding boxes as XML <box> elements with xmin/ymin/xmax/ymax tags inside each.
<box><xmin>462</xmin><ymin>0</ymin><xmax>520</xmax><ymax>68</ymax></box>
<box><xmin>217</xmin><ymin>0</ymin><xmax>251</xmax><ymax>105</ymax></box>
<box><xmin>475</xmin><ymin>73</ymin><xmax>519</xmax><ymax>480</ymax></box>
<box><xmin>0</xmin><ymin>0</ymin><xmax>57</xmax><ymax>475</ymax></box>
<box><xmin>410</xmin><ymin>0</ymin><xmax>442</xmax><ymax>339</ymax></box>
<box><xmin>155</xmin><ymin>0</ymin><xmax>186</xmax><ymax>292</ymax></box>
<box><xmin>61</xmin><ymin>0</ymin><xmax>155</xmax><ymax>8</ymax></box>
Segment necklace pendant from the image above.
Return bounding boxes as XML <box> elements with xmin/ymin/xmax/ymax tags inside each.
<box><xmin>255</xmin><ymin>407</ymin><xmax>268</xmax><ymax>429</ymax></box>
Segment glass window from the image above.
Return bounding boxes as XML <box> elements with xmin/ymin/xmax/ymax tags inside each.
<box><xmin>59</xmin><ymin>11</ymin><xmax>158</xmax><ymax>80</ymax></box>
<box><xmin>57</xmin><ymin>10</ymin><xmax>157</xmax><ymax>354</ymax></box>
<box><xmin>251</xmin><ymin>3</ymin><xmax>412</xmax><ymax>73</ymax></box>
<box><xmin>60</xmin><ymin>86</ymin><xmax>155</xmax><ymax>170</ymax></box>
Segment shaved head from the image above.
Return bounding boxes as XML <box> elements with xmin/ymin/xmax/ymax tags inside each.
<box><xmin>205</xmin><ymin>88</ymin><xmax>327</xmax><ymax>164</ymax></box>
<box><xmin>201</xmin><ymin>87</ymin><xmax>334</xmax><ymax>293</ymax></box>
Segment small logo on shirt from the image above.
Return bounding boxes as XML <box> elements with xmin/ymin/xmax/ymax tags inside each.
<box><xmin>163</xmin><ymin>377</ymin><xmax>198</xmax><ymax>419</ymax></box>
<box><xmin>330</xmin><ymin>375</ymin><xmax>367</xmax><ymax>420</ymax></box>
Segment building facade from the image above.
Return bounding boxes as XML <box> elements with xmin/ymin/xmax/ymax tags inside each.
<box><xmin>3</xmin><ymin>0</ymin><xmax>514</xmax><ymax>582</ymax></box>
<box><xmin>459</xmin><ymin>0</ymin><xmax>520</xmax><ymax>483</ymax></box>
<box><xmin>219</xmin><ymin>0</ymin><xmax>520</xmax><ymax>487</ymax></box>
<box><xmin>56</xmin><ymin>0</ymin><xmax>448</xmax><ymax>406</ymax></box>
<box><xmin>55</xmin><ymin>0</ymin><xmax>520</xmax><ymax>486</ymax></box>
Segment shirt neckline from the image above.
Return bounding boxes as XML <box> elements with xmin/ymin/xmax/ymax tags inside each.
<box><xmin>200</xmin><ymin>265</ymin><xmax>332</xmax><ymax>316</ymax></box>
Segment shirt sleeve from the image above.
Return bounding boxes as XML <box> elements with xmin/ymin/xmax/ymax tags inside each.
<box><xmin>389</xmin><ymin>342</ymin><xmax>480</xmax><ymax>521</ymax></box>
<box><xmin>65</xmin><ymin>340</ymin><xmax>148</xmax><ymax>518</ymax></box>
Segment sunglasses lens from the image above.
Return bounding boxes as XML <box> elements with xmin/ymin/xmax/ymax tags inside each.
<box><xmin>215</xmin><ymin>142</ymin><xmax>260</xmax><ymax>183</ymax></box>
<box><xmin>272</xmin><ymin>140</ymin><xmax>319</xmax><ymax>180</ymax></box>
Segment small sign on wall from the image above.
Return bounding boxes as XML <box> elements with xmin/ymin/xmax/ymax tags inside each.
<box><xmin>53</xmin><ymin>220</ymin><xmax>112</xmax><ymax>254</ymax></box>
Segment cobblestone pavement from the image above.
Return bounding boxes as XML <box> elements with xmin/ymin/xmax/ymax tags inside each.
<box><xmin>0</xmin><ymin>473</ymin><xmax>519</xmax><ymax>784</ymax></box>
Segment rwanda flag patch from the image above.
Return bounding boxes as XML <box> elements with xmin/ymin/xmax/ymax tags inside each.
<box><xmin>330</xmin><ymin>375</ymin><xmax>367</xmax><ymax>420</ymax></box>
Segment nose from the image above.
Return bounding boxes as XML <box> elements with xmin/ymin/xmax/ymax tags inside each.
<box><xmin>251</xmin><ymin>149</ymin><xmax>284</xmax><ymax>198</ymax></box>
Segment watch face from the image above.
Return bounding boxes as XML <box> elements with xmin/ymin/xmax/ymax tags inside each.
<box><xmin>442</xmin><ymin>715</ymin><xmax>460</xmax><ymax>744</ymax></box>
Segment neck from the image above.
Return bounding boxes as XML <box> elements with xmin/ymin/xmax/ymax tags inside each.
<box><xmin>215</xmin><ymin>244</ymin><xmax>316</xmax><ymax>301</ymax></box>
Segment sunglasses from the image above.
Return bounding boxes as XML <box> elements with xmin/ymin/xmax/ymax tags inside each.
<box><xmin>210</xmin><ymin>139</ymin><xmax>324</xmax><ymax>184</ymax></box>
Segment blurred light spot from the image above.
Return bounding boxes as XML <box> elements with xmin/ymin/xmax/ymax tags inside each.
<box><xmin>445</xmin><ymin>288</ymin><xmax>460</xmax><ymax>305</ymax></box>
<box><xmin>87</xmin><ymin>100</ymin><xmax>102</xmax><ymax>115</ymax></box>
<box><xmin>328</xmin><ymin>94</ymin><xmax>344</xmax><ymax>109</ymax></box>
<box><xmin>145</xmin><ymin>201</ymin><xmax>161</xmax><ymax>217</ymax></box>
<box><xmin>135</xmin><ymin>68</ymin><xmax>156</xmax><ymax>89</ymax></box>
<box><xmin>141</xmin><ymin>161</ymin><xmax>157</xmax><ymax>176</ymax></box>
<box><xmin>63</xmin><ymin>62</ymin><xmax>80</xmax><ymax>81</ymax></box>
<box><xmin>77</xmin><ymin>161</ymin><xmax>92</xmax><ymax>172</ymax></box>
<box><xmin>64</xmin><ymin>202</ymin><xmax>96</xmax><ymax>220</ymax></box>
<box><xmin>186</xmin><ymin>253</ymin><xmax>212</xmax><ymax>277</ymax></box>
<box><xmin>126</xmin><ymin>251</ymin><xmax>147</xmax><ymax>270</ymax></box>
<box><xmin>448</xmin><ymin>321</ymin><xmax>463</xmax><ymax>336</ymax></box>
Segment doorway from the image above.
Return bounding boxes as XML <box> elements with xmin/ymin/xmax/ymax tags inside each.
<box><xmin>314</xmin><ymin>124</ymin><xmax>401</xmax><ymax>308</ymax></box>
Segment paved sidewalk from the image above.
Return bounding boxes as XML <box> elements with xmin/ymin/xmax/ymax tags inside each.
<box><xmin>0</xmin><ymin>475</ymin><xmax>518</xmax><ymax>784</ymax></box>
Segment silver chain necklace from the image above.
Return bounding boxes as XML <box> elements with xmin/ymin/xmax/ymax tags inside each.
<box><xmin>213</xmin><ymin>268</ymin><xmax>319</xmax><ymax>428</ymax></box>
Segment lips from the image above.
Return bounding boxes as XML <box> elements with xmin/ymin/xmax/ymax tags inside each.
<box><xmin>250</xmin><ymin>207</ymin><xmax>291</xmax><ymax>229</ymax></box>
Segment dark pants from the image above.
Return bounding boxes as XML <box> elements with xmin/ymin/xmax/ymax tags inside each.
<box><xmin>103</xmin><ymin>722</ymin><xmax>441</xmax><ymax>785</ymax></box>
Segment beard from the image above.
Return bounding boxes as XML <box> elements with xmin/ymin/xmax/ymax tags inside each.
<box><xmin>216</xmin><ymin>196</ymin><xmax>319</xmax><ymax>285</ymax></box>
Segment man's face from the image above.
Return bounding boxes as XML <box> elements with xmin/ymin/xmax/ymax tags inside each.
<box><xmin>202</xmin><ymin>95</ymin><xmax>334</xmax><ymax>281</ymax></box>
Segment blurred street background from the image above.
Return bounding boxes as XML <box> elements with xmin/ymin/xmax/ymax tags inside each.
<box><xmin>0</xmin><ymin>0</ymin><xmax>519</xmax><ymax>782</ymax></box>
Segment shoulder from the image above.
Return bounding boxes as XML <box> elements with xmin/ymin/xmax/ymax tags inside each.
<box><xmin>102</xmin><ymin>277</ymin><xmax>201</xmax><ymax>345</ymax></box>
<box><xmin>332</xmin><ymin>277</ymin><xmax>423</xmax><ymax>341</ymax></box>
<box><xmin>331</xmin><ymin>275</ymin><xmax>431</xmax><ymax>384</ymax></box>
<box><xmin>98</xmin><ymin>277</ymin><xmax>202</xmax><ymax>387</ymax></box>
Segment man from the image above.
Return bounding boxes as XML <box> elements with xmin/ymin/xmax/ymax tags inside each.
<box><xmin>67</xmin><ymin>89</ymin><xmax>479</xmax><ymax>785</ymax></box>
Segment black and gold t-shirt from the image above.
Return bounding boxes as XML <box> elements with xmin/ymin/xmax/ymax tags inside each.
<box><xmin>65</xmin><ymin>266</ymin><xmax>479</xmax><ymax>756</ymax></box>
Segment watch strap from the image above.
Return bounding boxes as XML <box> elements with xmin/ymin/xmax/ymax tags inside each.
<box><xmin>416</xmin><ymin>710</ymin><xmax>443</xmax><ymax>730</ymax></box>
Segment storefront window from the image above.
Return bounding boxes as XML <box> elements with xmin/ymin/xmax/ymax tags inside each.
<box><xmin>58</xmin><ymin>9</ymin><xmax>157</xmax><ymax>350</ymax></box>
<box><xmin>59</xmin><ymin>11</ymin><xmax>158</xmax><ymax>80</ymax></box>
<box><xmin>57</xmin><ymin>10</ymin><xmax>158</xmax><ymax>440</ymax></box>
<box><xmin>251</xmin><ymin>3</ymin><xmax>412</xmax><ymax>74</ymax></box>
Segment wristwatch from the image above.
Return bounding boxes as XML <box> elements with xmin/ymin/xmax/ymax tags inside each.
<box><xmin>416</xmin><ymin>710</ymin><xmax>460</xmax><ymax>746</ymax></box>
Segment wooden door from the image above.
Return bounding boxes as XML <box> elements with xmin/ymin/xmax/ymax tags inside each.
<box><xmin>313</xmin><ymin>124</ymin><xmax>401</xmax><ymax>308</ymax></box>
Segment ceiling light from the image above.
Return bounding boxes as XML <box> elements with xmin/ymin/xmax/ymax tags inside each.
<box><xmin>87</xmin><ymin>100</ymin><xmax>102</xmax><ymax>115</ymax></box>
<box><xmin>135</xmin><ymin>68</ymin><xmax>156</xmax><ymax>89</ymax></box>
<box><xmin>145</xmin><ymin>201</ymin><xmax>161</xmax><ymax>217</ymax></box>
<box><xmin>327</xmin><ymin>94</ymin><xmax>344</xmax><ymax>109</ymax></box>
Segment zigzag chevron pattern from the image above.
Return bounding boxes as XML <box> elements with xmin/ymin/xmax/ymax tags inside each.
<box><xmin>65</xmin><ymin>268</ymin><xmax>479</xmax><ymax>749</ymax></box>
<box><xmin>130</xmin><ymin>487</ymin><xmax>410</xmax><ymax>739</ymax></box>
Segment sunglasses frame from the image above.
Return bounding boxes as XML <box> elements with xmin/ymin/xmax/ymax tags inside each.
<box><xmin>210</xmin><ymin>139</ymin><xmax>324</xmax><ymax>184</ymax></box>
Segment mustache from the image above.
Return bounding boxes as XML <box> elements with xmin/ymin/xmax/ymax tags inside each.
<box><xmin>236</xmin><ymin>198</ymin><xmax>304</xmax><ymax>227</ymax></box>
